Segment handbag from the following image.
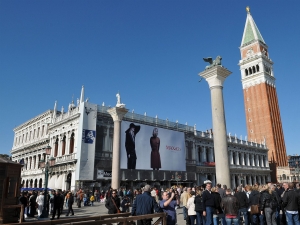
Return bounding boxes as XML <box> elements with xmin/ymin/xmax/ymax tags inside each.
<box><xmin>111</xmin><ymin>198</ymin><xmax>121</xmax><ymax>213</ymax></box>
<box><xmin>250</xmin><ymin>204</ymin><xmax>259</xmax><ymax>214</ymax></box>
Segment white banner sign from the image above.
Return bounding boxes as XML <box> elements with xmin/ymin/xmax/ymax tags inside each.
<box><xmin>121</xmin><ymin>121</ymin><xmax>186</xmax><ymax>171</ymax></box>
<box><xmin>97</xmin><ymin>170</ymin><xmax>112</xmax><ymax>179</ymax></box>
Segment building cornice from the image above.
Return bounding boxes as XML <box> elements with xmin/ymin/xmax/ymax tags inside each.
<box><xmin>13</xmin><ymin>110</ymin><xmax>53</xmax><ymax>131</ymax></box>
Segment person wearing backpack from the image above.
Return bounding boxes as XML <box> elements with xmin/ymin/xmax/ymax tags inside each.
<box><xmin>260</xmin><ymin>185</ymin><xmax>277</xmax><ymax>225</ymax></box>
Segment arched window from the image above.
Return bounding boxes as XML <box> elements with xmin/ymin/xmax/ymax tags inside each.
<box><xmin>34</xmin><ymin>179</ymin><xmax>37</xmax><ymax>188</ymax></box>
<box><xmin>249</xmin><ymin>67</ymin><xmax>252</xmax><ymax>74</ymax></box>
<box><xmin>33</xmin><ymin>156</ymin><xmax>36</xmax><ymax>169</ymax></box>
<box><xmin>54</xmin><ymin>138</ymin><xmax>59</xmax><ymax>157</ymax></box>
<box><xmin>62</xmin><ymin>135</ymin><xmax>66</xmax><ymax>155</ymax></box>
<box><xmin>29</xmin><ymin>157</ymin><xmax>32</xmax><ymax>170</ymax></box>
<box><xmin>26</xmin><ymin>180</ymin><xmax>28</xmax><ymax>188</ymax></box>
<box><xmin>38</xmin><ymin>155</ymin><xmax>41</xmax><ymax>169</ymax></box>
<box><xmin>245</xmin><ymin>69</ymin><xmax>248</xmax><ymax>76</ymax></box>
<box><xmin>256</xmin><ymin>65</ymin><xmax>259</xmax><ymax>72</ymax></box>
<box><xmin>252</xmin><ymin>66</ymin><xmax>256</xmax><ymax>73</ymax></box>
<box><xmin>69</xmin><ymin>133</ymin><xmax>75</xmax><ymax>154</ymax></box>
<box><xmin>39</xmin><ymin>178</ymin><xmax>43</xmax><ymax>188</ymax></box>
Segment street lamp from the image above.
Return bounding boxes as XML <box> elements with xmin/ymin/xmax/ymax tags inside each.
<box><xmin>39</xmin><ymin>145</ymin><xmax>55</xmax><ymax>218</ymax></box>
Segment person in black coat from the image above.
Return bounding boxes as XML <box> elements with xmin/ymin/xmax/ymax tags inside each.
<box><xmin>105</xmin><ymin>190</ymin><xmax>121</xmax><ymax>214</ymax></box>
<box><xmin>28</xmin><ymin>192</ymin><xmax>37</xmax><ymax>217</ymax></box>
<box><xmin>66</xmin><ymin>192</ymin><xmax>74</xmax><ymax>216</ymax></box>
<box><xmin>245</xmin><ymin>185</ymin><xmax>261</xmax><ymax>225</ymax></box>
<box><xmin>121</xmin><ymin>195</ymin><xmax>131</xmax><ymax>213</ymax></box>
<box><xmin>19</xmin><ymin>192</ymin><xmax>28</xmax><ymax>222</ymax></box>
<box><xmin>194</xmin><ymin>189</ymin><xmax>205</xmax><ymax>225</ymax></box>
<box><xmin>125</xmin><ymin>123</ymin><xmax>140</xmax><ymax>169</ymax></box>
<box><xmin>51</xmin><ymin>190</ymin><xmax>62</xmax><ymax>220</ymax></box>
<box><xmin>211</xmin><ymin>188</ymin><xmax>225</xmax><ymax>225</ymax></box>
<box><xmin>234</xmin><ymin>186</ymin><xmax>249</xmax><ymax>225</ymax></box>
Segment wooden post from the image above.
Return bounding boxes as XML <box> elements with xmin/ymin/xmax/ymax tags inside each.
<box><xmin>20</xmin><ymin>204</ymin><xmax>24</xmax><ymax>223</ymax></box>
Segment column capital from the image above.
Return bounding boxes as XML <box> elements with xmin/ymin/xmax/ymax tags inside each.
<box><xmin>199</xmin><ymin>66</ymin><xmax>232</xmax><ymax>89</ymax></box>
<box><xmin>107</xmin><ymin>107</ymin><xmax>129</xmax><ymax>122</ymax></box>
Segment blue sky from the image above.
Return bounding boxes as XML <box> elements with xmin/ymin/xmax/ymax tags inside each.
<box><xmin>1</xmin><ymin>1</ymin><xmax>299</xmax><ymax>156</ymax></box>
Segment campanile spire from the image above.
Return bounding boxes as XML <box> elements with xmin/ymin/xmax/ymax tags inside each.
<box><xmin>239</xmin><ymin>8</ymin><xmax>288</xmax><ymax>168</ymax></box>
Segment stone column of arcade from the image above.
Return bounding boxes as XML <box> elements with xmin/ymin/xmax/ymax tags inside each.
<box><xmin>107</xmin><ymin>106</ymin><xmax>128</xmax><ymax>189</ymax></box>
<box><xmin>199</xmin><ymin>62</ymin><xmax>232</xmax><ymax>188</ymax></box>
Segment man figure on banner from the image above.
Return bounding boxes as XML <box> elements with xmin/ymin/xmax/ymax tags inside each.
<box><xmin>125</xmin><ymin>123</ymin><xmax>140</xmax><ymax>169</ymax></box>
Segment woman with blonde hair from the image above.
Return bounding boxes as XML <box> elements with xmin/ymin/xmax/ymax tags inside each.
<box><xmin>211</xmin><ymin>187</ymin><xmax>225</xmax><ymax>225</ymax></box>
<box><xmin>260</xmin><ymin>185</ymin><xmax>278</xmax><ymax>225</ymax></box>
<box><xmin>195</xmin><ymin>188</ymin><xmax>205</xmax><ymax>225</ymax></box>
<box><xmin>186</xmin><ymin>191</ymin><xmax>197</xmax><ymax>225</ymax></box>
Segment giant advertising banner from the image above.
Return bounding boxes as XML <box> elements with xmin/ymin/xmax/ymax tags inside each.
<box><xmin>120</xmin><ymin>121</ymin><xmax>186</xmax><ymax>171</ymax></box>
<box><xmin>75</xmin><ymin>102</ymin><xmax>97</xmax><ymax>180</ymax></box>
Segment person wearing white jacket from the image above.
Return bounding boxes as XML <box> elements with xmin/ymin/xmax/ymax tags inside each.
<box><xmin>186</xmin><ymin>191</ymin><xmax>197</xmax><ymax>225</ymax></box>
<box><xmin>36</xmin><ymin>192</ymin><xmax>44</xmax><ymax>217</ymax></box>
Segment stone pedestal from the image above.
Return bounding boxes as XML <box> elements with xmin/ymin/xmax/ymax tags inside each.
<box><xmin>107</xmin><ymin>107</ymin><xmax>128</xmax><ymax>189</ymax></box>
<box><xmin>199</xmin><ymin>65</ymin><xmax>232</xmax><ymax>187</ymax></box>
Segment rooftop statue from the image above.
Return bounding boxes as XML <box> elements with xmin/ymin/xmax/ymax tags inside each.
<box><xmin>116</xmin><ymin>92</ymin><xmax>125</xmax><ymax>108</ymax></box>
<box><xmin>203</xmin><ymin>56</ymin><xmax>222</xmax><ymax>70</ymax></box>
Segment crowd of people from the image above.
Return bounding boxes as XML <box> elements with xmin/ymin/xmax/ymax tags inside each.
<box><xmin>19</xmin><ymin>181</ymin><xmax>300</xmax><ymax>225</ymax></box>
<box><xmin>18</xmin><ymin>188</ymin><xmax>105</xmax><ymax>221</ymax></box>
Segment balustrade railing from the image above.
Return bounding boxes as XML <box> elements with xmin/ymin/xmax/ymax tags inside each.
<box><xmin>55</xmin><ymin>153</ymin><xmax>77</xmax><ymax>164</ymax></box>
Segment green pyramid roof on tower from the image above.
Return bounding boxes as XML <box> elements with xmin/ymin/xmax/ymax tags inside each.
<box><xmin>241</xmin><ymin>9</ymin><xmax>265</xmax><ymax>46</ymax></box>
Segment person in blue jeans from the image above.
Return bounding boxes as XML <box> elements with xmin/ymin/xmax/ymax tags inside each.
<box><xmin>234</xmin><ymin>186</ymin><xmax>249</xmax><ymax>225</ymax></box>
<box><xmin>220</xmin><ymin>189</ymin><xmax>240</xmax><ymax>225</ymax></box>
<box><xmin>282</xmin><ymin>182</ymin><xmax>300</xmax><ymax>225</ymax></box>
<box><xmin>202</xmin><ymin>182</ymin><xmax>215</xmax><ymax>225</ymax></box>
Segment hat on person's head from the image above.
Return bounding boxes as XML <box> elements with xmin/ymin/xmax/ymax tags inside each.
<box><xmin>143</xmin><ymin>185</ymin><xmax>151</xmax><ymax>192</ymax></box>
<box><xmin>204</xmin><ymin>180</ymin><xmax>212</xmax><ymax>184</ymax></box>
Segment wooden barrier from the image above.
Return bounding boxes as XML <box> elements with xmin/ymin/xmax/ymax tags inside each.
<box><xmin>6</xmin><ymin>212</ymin><xmax>167</xmax><ymax>225</ymax></box>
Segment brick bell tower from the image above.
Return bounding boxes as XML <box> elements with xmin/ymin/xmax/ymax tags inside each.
<box><xmin>239</xmin><ymin>7</ymin><xmax>288</xmax><ymax>168</ymax></box>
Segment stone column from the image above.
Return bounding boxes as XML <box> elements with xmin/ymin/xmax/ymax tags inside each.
<box><xmin>253</xmin><ymin>176</ymin><xmax>257</xmax><ymax>184</ymax></box>
<box><xmin>231</xmin><ymin>175</ymin><xmax>236</xmax><ymax>189</ymax></box>
<box><xmin>212</xmin><ymin>174</ymin><xmax>216</xmax><ymax>186</ymax></box>
<box><xmin>258</xmin><ymin>176</ymin><xmax>262</xmax><ymax>185</ymax></box>
<box><xmin>199</xmin><ymin>65</ymin><xmax>232</xmax><ymax>187</ymax></box>
<box><xmin>265</xmin><ymin>156</ymin><xmax>269</xmax><ymax>167</ymax></box>
<box><xmin>105</xmin><ymin>126</ymin><xmax>110</xmax><ymax>151</ymax></box>
<box><xmin>209</xmin><ymin>148</ymin><xmax>214</xmax><ymax>162</ymax></box>
<box><xmin>192</xmin><ymin>141</ymin><xmax>196</xmax><ymax>161</ymax></box>
<box><xmin>260</xmin><ymin>155</ymin><xmax>264</xmax><ymax>167</ymax></box>
<box><xmin>241</xmin><ymin>153</ymin><xmax>245</xmax><ymax>166</ymax></box>
<box><xmin>245</xmin><ymin>153</ymin><xmax>249</xmax><ymax>166</ymax></box>
<box><xmin>235</xmin><ymin>152</ymin><xmax>240</xmax><ymax>165</ymax></box>
<box><xmin>251</xmin><ymin>154</ymin><xmax>255</xmax><ymax>166</ymax></box>
<box><xmin>262</xmin><ymin>176</ymin><xmax>266</xmax><ymax>185</ymax></box>
<box><xmin>203</xmin><ymin>146</ymin><xmax>207</xmax><ymax>162</ymax></box>
<box><xmin>107</xmin><ymin>107</ymin><xmax>128</xmax><ymax>189</ymax></box>
<box><xmin>229</xmin><ymin>151</ymin><xmax>233</xmax><ymax>165</ymax></box>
